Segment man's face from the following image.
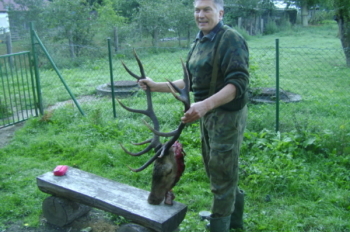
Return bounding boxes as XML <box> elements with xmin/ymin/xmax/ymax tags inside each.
<box><xmin>194</xmin><ymin>0</ymin><xmax>224</xmax><ymax>35</ymax></box>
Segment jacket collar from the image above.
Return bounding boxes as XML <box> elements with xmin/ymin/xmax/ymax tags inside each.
<box><xmin>195</xmin><ymin>21</ymin><xmax>224</xmax><ymax>42</ymax></box>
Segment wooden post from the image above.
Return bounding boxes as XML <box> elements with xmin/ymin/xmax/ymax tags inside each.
<box><xmin>260</xmin><ymin>18</ymin><xmax>264</xmax><ymax>34</ymax></box>
<box><xmin>6</xmin><ymin>32</ymin><xmax>13</xmax><ymax>67</ymax></box>
<box><xmin>238</xmin><ymin>17</ymin><xmax>242</xmax><ymax>29</ymax></box>
<box><xmin>42</xmin><ymin>196</ymin><xmax>91</xmax><ymax>227</ymax></box>
<box><xmin>114</xmin><ymin>26</ymin><xmax>119</xmax><ymax>52</ymax></box>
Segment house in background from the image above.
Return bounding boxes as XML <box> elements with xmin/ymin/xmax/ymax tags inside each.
<box><xmin>0</xmin><ymin>0</ymin><xmax>22</xmax><ymax>42</ymax></box>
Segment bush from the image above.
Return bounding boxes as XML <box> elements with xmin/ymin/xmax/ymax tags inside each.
<box><xmin>264</xmin><ymin>20</ymin><xmax>278</xmax><ymax>35</ymax></box>
<box><xmin>309</xmin><ymin>10</ymin><xmax>335</xmax><ymax>25</ymax></box>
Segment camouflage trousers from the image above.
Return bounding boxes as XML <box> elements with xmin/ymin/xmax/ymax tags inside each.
<box><xmin>200</xmin><ymin>105</ymin><xmax>247</xmax><ymax>217</ymax></box>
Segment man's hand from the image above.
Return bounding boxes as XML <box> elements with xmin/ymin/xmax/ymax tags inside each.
<box><xmin>138</xmin><ymin>77</ymin><xmax>156</xmax><ymax>91</ymax></box>
<box><xmin>181</xmin><ymin>84</ymin><xmax>237</xmax><ymax>123</ymax></box>
<box><xmin>181</xmin><ymin>101</ymin><xmax>209</xmax><ymax>124</ymax></box>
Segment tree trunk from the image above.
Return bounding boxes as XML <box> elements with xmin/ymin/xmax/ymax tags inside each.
<box><xmin>114</xmin><ymin>27</ymin><xmax>119</xmax><ymax>53</ymax></box>
<box><xmin>301</xmin><ymin>2</ymin><xmax>309</xmax><ymax>27</ymax></box>
<box><xmin>42</xmin><ymin>196</ymin><xmax>91</xmax><ymax>227</ymax></box>
<box><xmin>6</xmin><ymin>32</ymin><xmax>13</xmax><ymax>67</ymax></box>
<box><xmin>151</xmin><ymin>29</ymin><xmax>159</xmax><ymax>47</ymax></box>
<box><xmin>68</xmin><ymin>31</ymin><xmax>75</xmax><ymax>58</ymax></box>
<box><xmin>187</xmin><ymin>26</ymin><xmax>191</xmax><ymax>48</ymax></box>
<box><xmin>337</xmin><ymin>16</ymin><xmax>350</xmax><ymax>67</ymax></box>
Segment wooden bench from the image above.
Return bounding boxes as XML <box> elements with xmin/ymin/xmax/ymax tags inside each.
<box><xmin>36</xmin><ymin>166</ymin><xmax>187</xmax><ymax>232</ymax></box>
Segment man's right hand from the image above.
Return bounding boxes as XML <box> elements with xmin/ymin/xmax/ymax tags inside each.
<box><xmin>138</xmin><ymin>77</ymin><xmax>156</xmax><ymax>91</ymax></box>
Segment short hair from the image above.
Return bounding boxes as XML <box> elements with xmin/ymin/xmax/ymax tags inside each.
<box><xmin>214</xmin><ymin>0</ymin><xmax>224</xmax><ymax>10</ymax></box>
<box><xmin>194</xmin><ymin>0</ymin><xmax>224</xmax><ymax>11</ymax></box>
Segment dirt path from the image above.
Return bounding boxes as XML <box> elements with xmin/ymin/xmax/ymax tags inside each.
<box><xmin>0</xmin><ymin>122</ymin><xmax>25</xmax><ymax>148</ymax></box>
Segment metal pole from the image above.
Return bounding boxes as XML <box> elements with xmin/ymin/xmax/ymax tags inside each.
<box><xmin>108</xmin><ymin>38</ymin><xmax>117</xmax><ymax>118</ymax></box>
<box><xmin>30</xmin><ymin>22</ymin><xmax>44</xmax><ymax>115</ymax></box>
<box><xmin>32</xmin><ymin>29</ymin><xmax>85</xmax><ymax>116</ymax></box>
<box><xmin>276</xmin><ymin>39</ymin><xmax>280</xmax><ymax>132</ymax></box>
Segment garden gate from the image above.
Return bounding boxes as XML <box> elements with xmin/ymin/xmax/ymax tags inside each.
<box><xmin>1</xmin><ymin>23</ymin><xmax>85</xmax><ymax>129</ymax></box>
<box><xmin>0</xmin><ymin>51</ymin><xmax>39</xmax><ymax>128</ymax></box>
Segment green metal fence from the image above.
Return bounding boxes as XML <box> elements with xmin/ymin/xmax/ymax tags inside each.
<box><xmin>0</xmin><ymin>51</ymin><xmax>39</xmax><ymax>128</ymax></box>
<box><xmin>2</xmin><ymin>26</ymin><xmax>349</xmax><ymax>138</ymax></box>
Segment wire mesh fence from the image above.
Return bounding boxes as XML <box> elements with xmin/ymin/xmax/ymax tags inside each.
<box><xmin>1</xmin><ymin>29</ymin><xmax>349</xmax><ymax>137</ymax></box>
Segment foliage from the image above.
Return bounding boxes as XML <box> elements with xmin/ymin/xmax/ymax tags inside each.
<box><xmin>0</xmin><ymin>101</ymin><xmax>11</xmax><ymax>119</ymax></box>
<box><xmin>264</xmin><ymin>19</ymin><xmax>278</xmax><ymax>35</ymax></box>
<box><xmin>125</xmin><ymin>0</ymin><xmax>196</xmax><ymax>48</ymax></box>
<box><xmin>96</xmin><ymin>0</ymin><xmax>126</xmax><ymax>33</ymax></box>
<box><xmin>133</xmin><ymin>0</ymin><xmax>167</xmax><ymax>46</ymax></box>
<box><xmin>171</xmin><ymin>1</ymin><xmax>198</xmax><ymax>48</ymax></box>
<box><xmin>284</xmin><ymin>0</ymin><xmax>322</xmax><ymax>8</ymax></box>
<box><xmin>309</xmin><ymin>10</ymin><xmax>335</xmax><ymax>25</ymax></box>
<box><xmin>39</xmin><ymin>0</ymin><xmax>99</xmax><ymax>58</ymax></box>
<box><xmin>7</xmin><ymin>0</ymin><xmax>47</xmax><ymax>34</ymax></box>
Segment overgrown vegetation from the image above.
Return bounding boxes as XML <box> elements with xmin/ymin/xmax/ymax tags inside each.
<box><xmin>0</xmin><ymin>102</ymin><xmax>349</xmax><ymax>231</ymax></box>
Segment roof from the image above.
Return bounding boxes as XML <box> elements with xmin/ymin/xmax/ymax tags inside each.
<box><xmin>0</xmin><ymin>0</ymin><xmax>23</xmax><ymax>12</ymax></box>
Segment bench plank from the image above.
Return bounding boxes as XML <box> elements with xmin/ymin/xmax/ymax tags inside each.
<box><xmin>37</xmin><ymin>167</ymin><xmax>187</xmax><ymax>232</ymax></box>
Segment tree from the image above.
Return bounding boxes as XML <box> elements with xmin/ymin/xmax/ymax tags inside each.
<box><xmin>40</xmin><ymin>0</ymin><xmax>99</xmax><ymax>58</ymax></box>
<box><xmin>169</xmin><ymin>1</ymin><xmax>196</xmax><ymax>47</ymax></box>
<box><xmin>285</xmin><ymin>0</ymin><xmax>321</xmax><ymax>26</ymax></box>
<box><xmin>324</xmin><ymin>0</ymin><xmax>350</xmax><ymax>66</ymax></box>
<box><xmin>96</xmin><ymin>0</ymin><xmax>126</xmax><ymax>51</ymax></box>
<box><xmin>6</xmin><ymin>0</ymin><xmax>48</xmax><ymax>33</ymax></box>
<box><xmin>117</xmin><ymin>0</ymin><xmax>139</xmax><ymax>22</ymax></box>
<box><xmin>132</xmin><ymin>0</ymin><xmax>172</xmax><ymax>47</ymax></box>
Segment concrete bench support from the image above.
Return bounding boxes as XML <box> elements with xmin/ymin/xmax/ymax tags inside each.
<box><xmin>37</xmin><ymin>167</ymin><xmax>187</xmax><ymax>232</ymax></box>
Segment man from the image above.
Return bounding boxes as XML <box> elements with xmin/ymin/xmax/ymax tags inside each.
<box><xmin>139</xmin><ymin>0</ymin><xmax>249</xmax><ymax>231</ymax></box>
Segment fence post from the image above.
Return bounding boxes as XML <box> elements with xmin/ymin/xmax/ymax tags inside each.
<box><xmin>275</xmin><ymin>39</ymin><xmax>280</xmax><ymax>132</ymax></box>
<box><xmin>6</xmin><ymin>32</ymin><xmax>13</xmax><ymax>67</ymax></box>
<box><xmin>30</xmin><ymin>22</ymin><xmax>44</xmax><ymax>115</ymax></box>
<box><xmin>108</xmin><ymin>38</ymin><xmax>117</xmax><ymax>118</ymax></box>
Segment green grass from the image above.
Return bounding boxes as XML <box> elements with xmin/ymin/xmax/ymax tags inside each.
<box><xmin>0</xmin><ymin>105</ymin><xmax>349</xmax><ymax>231</ymax></box>
<box><xmin>1</xmin><ymin>22</ymin><xmax>350</xmax><ymax>231</ymax></box>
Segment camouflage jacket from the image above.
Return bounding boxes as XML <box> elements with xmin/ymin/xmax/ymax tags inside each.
<box><xmin>187</xmin><ymin>21</ymin><xmax>249</xmax><ymax>111</ymax></box>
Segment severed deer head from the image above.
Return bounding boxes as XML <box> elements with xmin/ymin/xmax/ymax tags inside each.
<box><xmin>117</xmin><ymin>50</ymin><xmax>190</xmax><ymax>205</ymax></box>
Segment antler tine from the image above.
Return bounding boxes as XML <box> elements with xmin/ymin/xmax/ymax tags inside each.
<box><xmin>166</xmin><ymin>59</ymin><xmax>191</xmax><ymax>111</ymax></box>
<box><xmin>143</xmin><ymin>119</ymin><xmax>178</xmax><ymax>137</ymax></box>
<box><xmin>120</xmin><ymin>143</ymin><xmax>154</xmax><ymax>156</ymax></box>
<box><xmin>128</xmin><ymin>149</ymin><xmax>162</xmax><ymax>172</ymax></box>
<box><xmin>120</xmin><ymin>49</ymin><xmax>146</xmax><ymax>81</ymax></box>
<box><xmin>132</xmin><ymin>49</ymin><xmax>146</xmax><ymax>79</ymax></box>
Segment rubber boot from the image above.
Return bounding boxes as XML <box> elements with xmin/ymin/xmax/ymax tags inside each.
<box><xmin>230</xmin><ymin>189</ymin><xmax>245</xmax><ymax>230</ymax></box>
<box><xmin>209</xmin><ymin>215</ymin><xmax>231</xmax><ymax>232</ymax></box>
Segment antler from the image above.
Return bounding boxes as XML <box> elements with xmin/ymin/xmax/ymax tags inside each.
<box><xmin>118</xmin><ymin>49</ymin><xmax>190</xmax><ymax>172</ymax></box>
<box><xmin>118</xmin><ymin>49</ymin><xmax>161</xmax><ymax>156</ymax></box>
<box><xmin>144</xmin><ymin>59</ymin><xmax>190</xmax><ymax>158</ymax></box>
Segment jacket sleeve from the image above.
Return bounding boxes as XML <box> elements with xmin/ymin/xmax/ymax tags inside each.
<box><xmin>219</xmin><ymin>29</ymin><xmax>249</xmax><ymax>99</ymax></box>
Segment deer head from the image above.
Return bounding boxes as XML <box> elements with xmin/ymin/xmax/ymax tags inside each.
<box><xmin>117</xmin><ymin>50</ymin><xmax>190</xmax><ymax>205</ymax></box>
